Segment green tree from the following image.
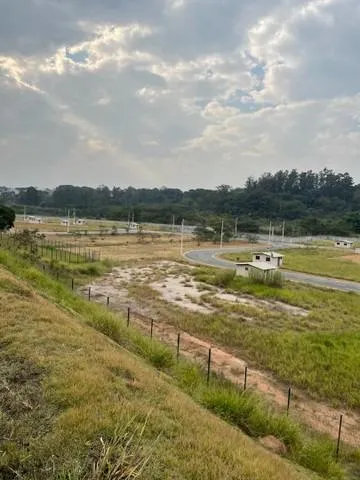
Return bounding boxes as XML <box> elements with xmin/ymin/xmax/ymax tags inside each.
<box><xmin>0</xmin><ymin>205</ymin><xmax>15</xmax><ymax>231</ymax></box>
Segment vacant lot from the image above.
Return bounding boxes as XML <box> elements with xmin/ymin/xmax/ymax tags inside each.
<box><xmin>15</xmin><ymin>216</ymin><xmax>121</xmax><ymax>233</ymax></box>
<box><xmin>45</xmin><ymin>233</ymin><xmax>260</xmax><ymax>263</ymax></box>
<box><xmin>82</xmin><ymin>258</ymin><xmax>360</xmax><ymax>413</ymax></box>
<box><xmin>0</xmin><ymin>265</ymin><xmax>320</xmax><ymax>480</ymax></box>
<box><xmin>222</xmin><ymin>248</ymin><xmax>360</xmax><ymax>282</ymax></box>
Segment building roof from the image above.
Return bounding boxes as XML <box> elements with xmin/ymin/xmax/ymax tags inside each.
<box><xmin>236</xmin><ymin>262</ymin><xmax>278</xmax><ymax>271</ymax></box>
<box><xmin>336</xmin><ymin>240</ymin><xmax>353</xmax><ymax>244</ymax></box>
<box><xmin>252</xmin><ymin>251</ymin><xmax>284</xmax><ymax>258</ymax></box>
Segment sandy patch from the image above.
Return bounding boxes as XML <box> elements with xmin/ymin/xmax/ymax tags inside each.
<box><xmin>151</xmin><ymin>276</ymin><xmax>213</xmax><ymax>314</ymax></box>
<box><xmin>214</xmin><ymin>292</ymin><xmax>308</xmax><ymax>317</ymax></box>
<box><xmin>88</xmin><ymin>260</ymin><xmax>309</xmax><ymax>319</ymax></box>
<box><xmin>341</xmin><ymin>254</ymin><xmax>360</xmax><ymax>265</ymax></box>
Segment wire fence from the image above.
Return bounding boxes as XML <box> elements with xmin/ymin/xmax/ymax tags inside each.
<box><xmin>84</xmin><ymin>287</ymin><xmax>360</xmax><ymax>454</ymax></box>
<box><xmin>0</xmin><ymin>233</ymin><xmax>101</xmax><ymax>263</ymax></box>
<box><xmin>1</xmin><ymin>240</ymin><xmax>359</xmax><ymax>458</ymax></box>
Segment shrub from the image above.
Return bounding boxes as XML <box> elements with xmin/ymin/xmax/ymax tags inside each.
<box><xmin>213</xmin><ymin>269</ymin><xmax>236</xmax><ymax>288</ymax></box>
<box><xmin>248</xmin><ymin>269</ymin><xmax>284</xmax><ymax>288</ymax></box>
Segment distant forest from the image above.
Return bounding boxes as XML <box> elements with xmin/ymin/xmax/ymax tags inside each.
<box><xmin>2</xmin><ymin>168</ymin><xmax>360</xmax><ymax>236</ymax></box>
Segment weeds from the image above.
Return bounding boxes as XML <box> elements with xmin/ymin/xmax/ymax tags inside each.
<box><xmin>0</xmin><ymin>249</ymin><xmax>354</xmax><ymax>479</ymax></box>
<box><xmin>213</xmin><ymin>269</ymin><xmax>236</xmax><ymax>288</ymax></box>
<box><xmin>248</xmin><ymin>269</ymin><xmax>284</xmax><ymax>288</ymax></box>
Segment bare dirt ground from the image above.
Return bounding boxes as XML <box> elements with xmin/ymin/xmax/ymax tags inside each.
<box><xmin>342</xmin><ymin>254</ymin><xmax>360</xmax><ymax>265</ymax></box>
<box><xmin>82</xmin><ymin>261</ymin><xmax>360</xmax><ymax>447</ymax></box>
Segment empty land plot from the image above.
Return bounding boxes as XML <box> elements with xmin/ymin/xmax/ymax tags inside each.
<box><xmin>48</xmin><ymin>233</ymin><xmax>260</xmax><ymax>263</ymax></box>
<box><xmin>15</xmin><ymin>217</ymin><xmax>120</xmax><ymax>233</ymax></box>
<box><xmin>85</xmin><ymin>260</ymin><xmax>360</xmax><ymax>410</ymax></box>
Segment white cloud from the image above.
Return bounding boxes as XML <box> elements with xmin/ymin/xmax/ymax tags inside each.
<box><xmin>1</xmin><ymin>0</ymin><xmax>360</xmax><ymax>188</ymax></box>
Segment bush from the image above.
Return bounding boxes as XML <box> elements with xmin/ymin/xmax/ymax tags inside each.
<box><xmin>248</xmin><ymin>269</ymin><xmax>284</xmax><ymax>288</ymax></box>
<box><xmin>213</xmin><ymin>269</ymin><xmax>236</xmax><ymax>288</ymax></box>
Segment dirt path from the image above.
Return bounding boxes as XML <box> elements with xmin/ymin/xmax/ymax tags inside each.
<box><xmin>84</xmin><ymin>287</ymin><xmax>360</xmax><ymax>448</ymax></box>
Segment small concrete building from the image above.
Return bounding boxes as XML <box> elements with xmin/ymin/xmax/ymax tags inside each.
<box><xmin>236</xmin><ymin>262</ymin><xmax>278</xmax><ymax>278</ymax></box>
<box><xmin>74</xmin><ymin>219</ymin><xmax>87</xmax><ymax>226</ymax></box>
<box><xmin>334</xmin><ymin>240</ymin><xmax>353</xmax><ymax>249</ymax></box>
<box><xmin>252</xmin><ymin>251</ymin><xmax>284</xmax><ymax>267</ymax></box>
<box><xmin>127</xmin><ymin>222</ymin><xmax>139</xmax><ymax>233</ymax></box>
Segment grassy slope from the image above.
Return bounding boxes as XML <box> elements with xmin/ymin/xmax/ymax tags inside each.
<box><xmin>0</xmin><ymin>267</ymin><xmax>317</xmax><ymax>480</ymax></box>
<box><xmin>222</xmin><ymin>248</ymin><xmax>360</xmax><ymax>283</ymax></box>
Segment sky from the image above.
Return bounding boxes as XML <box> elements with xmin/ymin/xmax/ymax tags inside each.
<box><xmin>1</xmin><ymin>0</ymin><xmax>360</xmax><ymax>189</ymax></box>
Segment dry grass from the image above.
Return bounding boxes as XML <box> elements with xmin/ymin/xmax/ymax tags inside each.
<box><xmin>45</xmin><ymin>234</ymin><xmax>259</xmax><ymax>263</ymax></box>
<box><xmin>15</xmin><ymin>218</ymin><xmax>120</xmax><ymax>233</ymax></box>
<box><xmin>0</xmin><ymin>267</ymin><xmax>315</xmax><ymax>480</ymax></box>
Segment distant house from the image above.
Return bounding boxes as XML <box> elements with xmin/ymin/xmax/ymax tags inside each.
<box><xmin>61</xmin><ymin>219</ymin><xmax>70</xmax><ymax>226</ymax></box>
<box><xmin>252</xmin><ymin>251</ymin><xmax>284</xmax><ymax>268</ymax></box>
<box><xmin>334</xmin><ymin>240</ymin><xmax>353</xmax><ymax>249</ymax></box>
<box><xmin>236</xmin><ymin>262</ymin><xmax>278</xmax><ymax>278</ymax></box>
<box><xmin>127</xmin><ymin>222</ymin><xmax>139</xmax><ymax>233</ymax></box>
<box><xmin>74</xmin><ymin>219</ymin><xmax>87</xmax><ymax>226</ymax></box>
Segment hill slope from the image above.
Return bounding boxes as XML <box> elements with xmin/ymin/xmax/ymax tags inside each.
<box><xmin>0</xmin><ymin>266</ymin><xmax>316</xmax><ymax>480</ymax></box>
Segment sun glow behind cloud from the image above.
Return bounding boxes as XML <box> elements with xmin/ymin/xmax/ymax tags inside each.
<box><xmin>1</xmin><ymin>0</ymin><xmax>360</xmax><ymax>188</ymax></box>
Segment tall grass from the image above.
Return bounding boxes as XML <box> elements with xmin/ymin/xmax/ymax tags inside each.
<box><xmin>248</xmin><ymin>269</ymin><xmax>284</xmax><ymax>287</ymax></box>
<box><xmin>0</xmin><ymin>248</ymin><xmax>351</xmax><ymax>479</ymax></box>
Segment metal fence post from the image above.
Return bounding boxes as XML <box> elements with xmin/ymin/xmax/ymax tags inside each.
<box><xmin>287</xmin><ymin>387</ymin><xmax>292</xmax><ymax>416</ymax></box>
<box><xmin>150</xmin><ymin>319</ymin><xmax>154</xmax><ymax>339</ymax></box>
<box><xmin>177</xmin><ymin>333</ymin><xmax>181</xmax><ymax>361</ymax></box>
<box><xmin>336</xmin><ymin>414</ymin><xmax>343</xmax><ymax>462</ymax></box>
<box><xmin>88</xmin><ymin>287</ymin><xmax>91</xmax><ymax>301</ymax></box>
<box><xmin>207</xmin><ymin>348</ymin><xmax>212</xmax><ymax>385</ymax></box>
<box><xmin>71</xmin><ymin>278</ymin><xmax>74</xmax><ymax>291</ymax></box>
<box><xmin>107</xmin><ymin>296</ymin><xmax>110</xmax><ymax>307</ymax></box>
<box><xmin>244</xmin><ymin>366</ymin><xmax>248</xmax><ymax>391</ymax></box>
<box><xmin>127</xmin><ymin>307</ymin><xmax>130</xmax><ymax>327</ymax></box>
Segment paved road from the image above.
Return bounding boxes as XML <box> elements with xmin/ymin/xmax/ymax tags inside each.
<box><xmin>184</xmin><ymin>247</ymin><xmax>360</xmax><ymax>293</ymax></box>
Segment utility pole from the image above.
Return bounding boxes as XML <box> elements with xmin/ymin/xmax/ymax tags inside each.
<box><xmin>180</xmin><ymin>219</ymin><xmax>184</xmax><ymax>256</ymax></box>
<box><xmin>234</xmin><ymin>217</ymin><xmax>238</xmax><ymax>238</ymax></box>
<box><xmin>220</xmin><ymin>219</ymin><xmax>224</xmax><ymax>249</ymax></box>
<box><xmin>23</xmin><ymin>206</ymin><xmax>26</xmax><ymax>221</ymax></box>
<box><xmin>73</xmin><ymin>208</ymin><xmax>76</xmax><ymax>225</ymax></box>
<box><xmin>67</xmin><ymin>209</ymin><xmax>70</xmax><ymax>234</ymax></box>
<box><xmin>282</xmin><ymin>220</ymin><xmax>285</xmax><ymax>244</ymax></box>
<box><xmin>268</xmin><ymin>221</ymin><xmax>272</xmax><ymax>246</ymax></box>
<box><xmin>172</xmin><ymin>215</ymin><xmax>175</xmax><ymax>233</ymax></box>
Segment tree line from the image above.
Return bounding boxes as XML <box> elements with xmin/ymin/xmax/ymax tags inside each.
<box><xmin>2</xmin><ymin>168</ymin><xmax>360</xmax><ymax>235</ymax></box>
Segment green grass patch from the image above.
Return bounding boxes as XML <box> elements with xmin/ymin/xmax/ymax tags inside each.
<box><xmin>0</xmin><ymin>248</ymin><xmax>356</xmax><ymax>479</ymax></box>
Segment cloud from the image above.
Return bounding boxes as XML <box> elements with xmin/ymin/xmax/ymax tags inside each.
<box><xmin>1</xmin><ymin>0</ymin><xmax>360</xmax><ymax>188</ymax></box>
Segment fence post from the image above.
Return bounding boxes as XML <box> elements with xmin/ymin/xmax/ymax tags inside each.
<box><xmin>244</xmin><ymin>366</ymin><xmax>248</xmax><ymax>391</ymax></box>
<box><xmin>287</xmin><ymin>387</ymin><xmax>292</xmax><ymax>416</ymax></box>
<box><xmin>336</xmin><ymin>414</ymin><xmax>343</xmax><ymax>462</ymax></box>
<box><xmin>71</xmin><ymin>278</ymin><xmax>74</xmax><ymax>291</ymax></box>
<box><xmin>207</xmin><ymin>348</ymin><xmax>212</xmax><ymax>385</ymax></box>
<box><xmin>56</xmin><ymin>272</ymin><xmax>59</xmax><ymax>281</ymax></box>
<box><xmin>88</xmin><ymin>287</ymin><xmax>91</xmax><ymax>301</ymax></box>
<box><xmin>150</xmin><ymin>319</ymin><xmax>154</xmax><ymax>339</ymax></box>
<box><xmin>127</xmin><ymin>307</ymin><xmax>130</xmax><ymax>327</ymax></box>
<box><xmin>107</xmin><ymin>296</ymin><xmax>110</xmax><ymax>307</ymax></box>
<box><xmin>177</xmin><ymin>333</ymin><xmax>181</xmax><ymax>361</ymax></box>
